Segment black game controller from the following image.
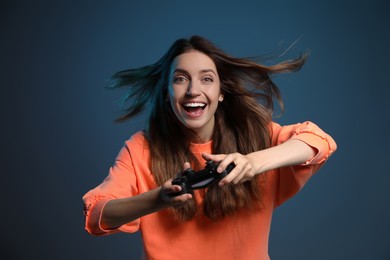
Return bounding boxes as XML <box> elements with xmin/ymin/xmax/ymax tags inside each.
<box><xmin>171</xmin><ymin>160</ymin><xmax>235</xmax><ymax>196</ymax></box>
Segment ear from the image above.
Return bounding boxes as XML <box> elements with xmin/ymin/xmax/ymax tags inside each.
<box><xmin>218</xmin><ymin>94</ymin><xmax>224</xmax><ymax>102</ymax></box>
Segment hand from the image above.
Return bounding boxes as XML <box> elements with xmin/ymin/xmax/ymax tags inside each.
<box><xmin>159</xmin><ymin>162</ymin><xmax>193</xmax><ymax>207</ymax></box>
<box><xmin>202</xmin><ymin>153</ymin><xmax>256</xmax><ymax>187</ymax></box>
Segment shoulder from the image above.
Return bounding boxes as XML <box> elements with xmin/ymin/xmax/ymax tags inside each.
<box><xmin>124</xmin><ymin>131</ymin><xmax>149</xmax><ymax>149</ymax></box>
<box><xmin>116</xmin><ymin>131</ymin><xmax>150</xmax><ymax>162</ymax></box>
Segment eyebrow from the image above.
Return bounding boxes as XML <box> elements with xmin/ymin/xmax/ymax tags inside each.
<box><xmin>173</xmin><ymin>68</ymin><xmax>217</xmax><ymax>75</ymax></box>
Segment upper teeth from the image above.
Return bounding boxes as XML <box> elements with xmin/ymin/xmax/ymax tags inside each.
<box><xmin>183</xmin><ymin>103</ymin><xmax>206</xmax><ymax>107</ymax></box>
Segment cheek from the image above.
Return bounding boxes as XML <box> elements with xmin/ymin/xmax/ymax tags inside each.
<box><xmin>207</xmin><ymin>87</ymin><xmax>222</xmax><ymax>102</ymax></box>
<box><xmin>168</xmin><ymin>85</ymin><xmax>183</xmax><ymax>100</ymax></box>
<box><xmin>168</xmin><ymin>88</ymin><xmax>182</xmax><ymax>112</ymax></box>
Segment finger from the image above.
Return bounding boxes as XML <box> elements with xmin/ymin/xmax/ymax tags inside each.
<box><xmin>170</xmin><ymin>193</ymin><xmax>193</xmax><ymax>208</ymax></box>
<box><xmin>228</xmin><ymin>164</ymin><xmax>255</xmax><ymax>185</ymax></box>
<box><xmin>173</xmin><ymin>193</ymin><xmax>193</xmax><ymax>202</ymax></box>
<box><xmin>219</xmin><ymin>168</ymin><xmax>239</xmax><ymax>186</ymax></box>
<box><xmin>218</xmin><ymin>160</ymin><xmax>246</xmax><ymax>186</ymax></box>
<box><xmin>163</xmin><ymin>185</ymin><xmax>181</xmax><ymax>196</ymax></box>
<box><xmin>202</xmin><ymin>153</ymin><xmax>226</xmax><ymax>162</ymax></box>
<box><xmin>231</xmin><ymin>169</ymin><xmax>249</xmax><ymax>184</ymax></box>
<box><xmin>216</xmin><ymin>153</ymin><xmax>237</xmax><ymax>173</ymax></box>
<box><xmin>163</xmin><ymin>178</ymin><xmax>182</xmax><ymax>194</ymax></box>
<box><xmin>163</xmin><ymin>192</ymin><xmax>193</xmax><ymax>207</ymax></box>
<box><xmin>171</xmin><ymin>194</ymin><xmax>193</xmax><ymax>208</ymax></box>
<box><xmin>183</xmin><ymin>162</ymin><xmax>191</xmax><ymax>170</ymax></box>
<box><xmin>168</xmin><ymin>185</ymin><xmax>182</xmax><ymax>194</ymax></box>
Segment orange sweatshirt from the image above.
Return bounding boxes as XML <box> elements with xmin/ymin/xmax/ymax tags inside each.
<box><xmin>83</xmin><ymin>121</ymin><xmax>336</xmax><ymax>260</ymax></box>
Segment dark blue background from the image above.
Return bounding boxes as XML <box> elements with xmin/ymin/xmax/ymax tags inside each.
<box><xmin>2</xmin><ymin>0</ymin><xmax>389</xmax><ymax>259</ymax></box>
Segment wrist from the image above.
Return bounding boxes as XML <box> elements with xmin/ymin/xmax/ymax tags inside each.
<box><xmin>247</xmin><ymin>149</ymin><xmax>280</xmax><ymax>174</ymax></box>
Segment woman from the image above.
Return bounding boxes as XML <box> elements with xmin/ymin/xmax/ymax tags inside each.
<box><xmin>83</xmin><ymin>35</ymin><xmax>337</xmax><ymax>259</ymax></box>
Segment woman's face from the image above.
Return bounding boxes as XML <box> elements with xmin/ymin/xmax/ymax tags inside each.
<box><xmin>168</xmin><ymin>50</ymin><xmax>223</xmax><ymax>142</ymax></box>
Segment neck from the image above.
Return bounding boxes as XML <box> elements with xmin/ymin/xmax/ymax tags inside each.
<box><xmin>184</xmin><ymin>125</ymin><xmax>214</xmax><ymax>144</ymax></box>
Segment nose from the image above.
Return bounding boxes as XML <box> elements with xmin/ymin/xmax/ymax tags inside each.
<box><xmin>186</xmin><ymin>80</ymin><xmax>201</xmax><ymax>96</ymax></box>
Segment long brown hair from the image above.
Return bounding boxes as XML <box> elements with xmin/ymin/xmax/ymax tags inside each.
<box><xmin>109</xmin><ymin>35</ymin><xmax>307</xmax><ymax>221</ymax></box>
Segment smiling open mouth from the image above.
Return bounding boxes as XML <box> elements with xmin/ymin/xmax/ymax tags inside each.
<box><xmin>183</xmin><ymin>102</ymin><xmax>206</xmax><ymax>114</ymax></box>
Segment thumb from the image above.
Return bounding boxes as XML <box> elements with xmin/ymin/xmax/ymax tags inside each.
<box><xmin>202</xmin><ymin>153</ymin><xmax>225</xmax><ymax>162</ymax></box>
<box><xmin>183</xmin><ymin>162</ymin><xmax>191</xmax><ymax>170</ymax></box>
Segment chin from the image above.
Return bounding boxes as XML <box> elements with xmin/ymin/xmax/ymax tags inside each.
<box><xmin>182</xmin><ymin>117</ymin><xmax>213</xmax><ymax>134</ymax></box>
<box><xmin>182</xmin><ymin>121</ymin><xmax>206</xmax><ymax>131</ymax></box>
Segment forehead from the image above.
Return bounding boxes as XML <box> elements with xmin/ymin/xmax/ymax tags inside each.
<box><xmin>170</xmin><ymin>50</ymin><xmax>217</xmax><ymax>72</ymax></box>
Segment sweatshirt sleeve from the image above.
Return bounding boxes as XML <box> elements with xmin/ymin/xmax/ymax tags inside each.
<box><xmin>82</xmin><ymin>141</ymin><xmax>141</xmax><ymax>236</ymax></box>
<box><xmin>271</xmin><ymin>121</ymin><xmax>337</xmax><ymax>207</ymax></box>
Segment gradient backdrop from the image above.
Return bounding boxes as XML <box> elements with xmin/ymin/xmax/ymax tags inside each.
<box><xmin>2</xmin><ymin>0</ymin><xmax>389</xmax><ymax>259</ymax></box>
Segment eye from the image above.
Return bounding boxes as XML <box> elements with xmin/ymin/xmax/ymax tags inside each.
<box><xmin>173</xmin><ymin>75</ymin><xmax>188</xmax><ymax>84</ymax></box>
<box><xmin>202</xmin><ymin>76</ymin><xmax>214</xmax><ymax>83</ymax></box>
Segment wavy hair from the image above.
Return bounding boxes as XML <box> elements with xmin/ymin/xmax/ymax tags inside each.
<box><xmin>109</xmin><ymin>35</ymin><xmax>307</xmax><ymax>221</ymax></box>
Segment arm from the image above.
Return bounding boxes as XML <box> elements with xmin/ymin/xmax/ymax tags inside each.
<box><xmin>204</xmin><ymin>121</ymin><xmax>336</xmax><ymax>186</ymax></box>
<box><xmin>203</xmin><ymin>139</ymin><xmax>315</xmax><ymax>186</ymax></box>
<box><xmin>101</xmin><ymin>176</ymin><xmax>192</xmax><ymax>230</ymax></box>
<box><xmin>83</xmin><ymin>133</ymin><xmax>193</xmax><ymax>235</ymax></box>
<box><xmin>248</xmin><ymin>138</ymin><xmax>316</xmax><ymax>175</ymax></box>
